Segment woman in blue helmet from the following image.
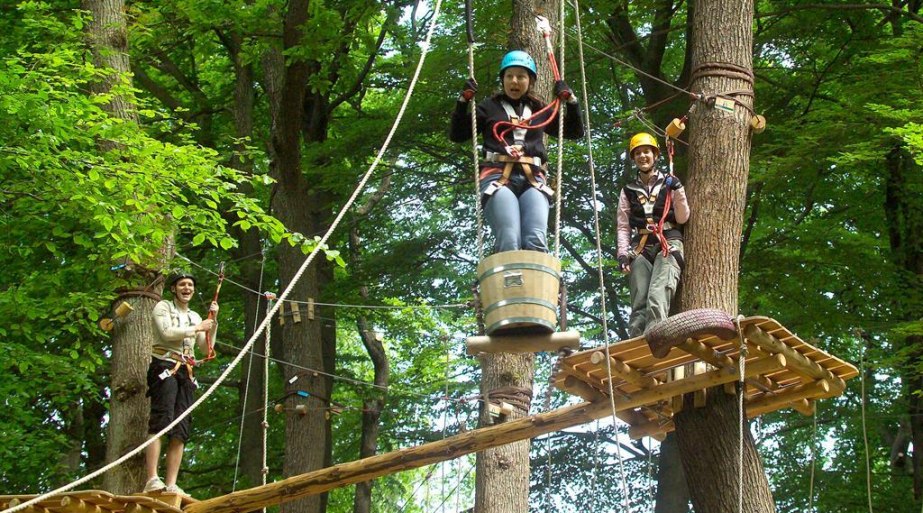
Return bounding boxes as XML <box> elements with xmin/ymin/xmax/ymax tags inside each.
<box><xmin>450</xmin><ymin>50</ymin><xmax>584</xmax><ymax>253</ymax></box>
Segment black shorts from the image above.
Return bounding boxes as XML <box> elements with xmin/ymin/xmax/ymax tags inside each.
<box><xmin>147</xmin><ymin>358</ymin><xmax>196</xmax><ymax>443</ymax></box>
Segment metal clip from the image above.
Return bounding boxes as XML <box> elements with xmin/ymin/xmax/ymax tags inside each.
<box><xmin>504</xmin><ymin>272</ymin><xmax>524</xmax><ymax>288</ymax></box>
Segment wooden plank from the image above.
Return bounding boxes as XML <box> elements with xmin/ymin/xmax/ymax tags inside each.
<box><xmin>465</xmin><ymin>330</ymin><xmax>580</xmax><ymax>354</ymax></box>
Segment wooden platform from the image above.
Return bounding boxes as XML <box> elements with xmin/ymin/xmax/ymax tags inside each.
<box><xmin>1</xmin><ymin>490</ymin><xmax>196</xmax><ymax>513</ymax></box>
<box><xmin>554</xmin><ymin>316</ymin><xmax>859</xmax><ymax>439</ymax></box>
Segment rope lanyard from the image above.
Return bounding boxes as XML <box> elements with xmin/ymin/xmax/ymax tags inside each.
<box><xmin>201</xmin><ymin>261</ymin><xmax>226</xmax><ymax>363</ymax></box>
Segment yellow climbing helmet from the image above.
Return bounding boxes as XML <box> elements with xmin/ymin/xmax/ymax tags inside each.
<box><xmin>628</xmin><ymin>132</ymin><xmax>660</xmax><ymax>157</ymax></box>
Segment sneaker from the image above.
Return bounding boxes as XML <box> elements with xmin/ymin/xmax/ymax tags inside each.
<box><xmin>164</xmin><ymin>484</ymin><xmax>185</xmax><ymax>495</ymax></box>
<box><xmin>143</xmin><ymin>477</ymin><xmax>166</xmax><ymax>492</ymax></box>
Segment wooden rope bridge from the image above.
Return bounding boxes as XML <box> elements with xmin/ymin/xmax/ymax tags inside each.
<box><xmin>6</xmin><ymin>316</ymin><xmax>857</xmax><ymax>513</ymax></box>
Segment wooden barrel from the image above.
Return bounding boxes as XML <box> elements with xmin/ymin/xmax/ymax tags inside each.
<box><xmin>477</xmin><ymin>250</ymin><xmax>561</xmax><ymax>335</ymax></box>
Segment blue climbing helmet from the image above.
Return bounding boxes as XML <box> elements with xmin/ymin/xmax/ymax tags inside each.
<box><xmin>499</xmin><ymin>50</ymin><xmax>537</xmax><ymax>80</ymax></box>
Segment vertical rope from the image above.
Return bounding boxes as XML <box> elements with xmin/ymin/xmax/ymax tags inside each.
<box><xmin>572</xmin><ymin>1</ymin><xmax>631</xmax><ymax>511</ymax></box>
<box><xmin>468</xmin><ymin>45</ymin><xmax>484</xmax><ymax>261</ymax></box>
<box><xmin>736</xmin><ymin>316</ymin><xmax>748</xmax><ymax>513</ymax></box>
<box><xmin>861</xmin><ymin>350</ymin><xmax>874</xmax><ymax>513</ymax></box>
<box><xmin>441</xmin><ymin>339</ymin><xmax>450</xmax><ymax>512</ymax></box>
<box><xmin>232</xmin><ymin>251</ymin><xmax>267</xmax><ymax>491</ymax></box>
<box><xmin>552</xmin><ymin>0</ymin><xmax>566</xmax><ymax>258</ymax></box>
<box><xmin>261</xmin><ymin>298</ymin><xmax>273</xmax><ymax>485</ymax></box>
<box><xmin>809</xmin><ymin>406</ymin><xmax>817</xmax><ymax>512</ymax></box>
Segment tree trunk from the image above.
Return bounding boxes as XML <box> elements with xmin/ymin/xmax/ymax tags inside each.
<box><xmin>473</xmin><ymin>1</ymin><xmax>558</xmax><ymax>512</ymax></box>
<box><xmin>103</xmin><ymin>295</ymin><xmax>160</xmax><ymax>493</ymax></box>
<box><xmin>352</xmin><ymin>316</ymin><xmax>388</xmax><ymax>513</ymax></box>
<box><xmin>82</xmin><ymin>0</ymin><xmax>159</xmax><ymax>494</ymax></box>
<box><xmin>654</xmin><ymin>433</ymin><xmax>689</xmax><ymax>513</ymax></box>
<box><xmin>884</xmin><ymin>145</ymin><xmax>923</xmax><ymax>500</ymax></box>
<box><xmin>262</xmin><ymin>3</ymin><xmax>335</xmax><ymax>511</ymax></box>
<box><xmin>674</xmin><ymin>0</ymin><xmax>776</xmax><ymax>511</ymax></box>
<box><xmin>223</xmin><ymin>32</ymin><xmax>271</xmax><ymax>493</ymax></box>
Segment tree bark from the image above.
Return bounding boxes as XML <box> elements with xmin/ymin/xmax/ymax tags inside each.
<box><xmin>654</xmin><ymin>433</ymin><xmax>689</xmax><ymax>513</ymax></box>
<box><xmin>884</xmin><ymin>145</ymin><xmax>923</xmax><ymax>499</ymax></box>
<box><xmin>473</xmin><ymin>1</ymin><xmax>558</xmax><ymax>512</ymax></box>
<box><xmin>674</xmin><ymin>0</ymin><xmax>776</xmax><ymax>511</ymax></box>
<box><xmin>103</xmin><ymin>295</ymin><xmax>161</xmax><ymax>493</ymax></box>
<box><xmin>261</xmin><ymin>3</ymin><xmax>335</xmax><ymax>512</ymax></box>
<box><xmin>82</xmin><ymin>0</ymin><xmax>159</xmax><ymax>494</ymax></box>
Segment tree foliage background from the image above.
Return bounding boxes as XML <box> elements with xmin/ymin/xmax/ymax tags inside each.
<box><xmin>1</xmin><ymin>0</ymin><xmax>921</xmax><ymax>511</ymax></box>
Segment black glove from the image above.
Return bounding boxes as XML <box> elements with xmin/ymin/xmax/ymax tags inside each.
<box><xmin>554</xmin><ymin>80</ymin><xmax>574</xmax><ymax>102</ymax></box>
<box><xmin>664</xmin><ymin>175</ymin><xmax>683</xmax><ymax>190</ymax></box>
<box><xmin>461</xmin><ymin>78</ymin><xmax>478</xmax><ymax>101</ymax></box>
<box><xmin>618</xmin><ymin>254</ymin><xmax>631</xmax><ymax>273</ymax></box>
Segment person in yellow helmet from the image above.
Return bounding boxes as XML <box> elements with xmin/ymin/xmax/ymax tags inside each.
<box><xmin>616</xmin><ymin>132</ymin><xmax>690</xmax><ymax>338</ymax></box>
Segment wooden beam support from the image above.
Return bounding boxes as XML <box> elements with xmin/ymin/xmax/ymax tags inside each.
<box><xmin>746</xmin><ymin>380</ymin><xmax>831</xmax><ymax>417</ymax></box>
<box><xmin>560</xmin><ymin>376</ymin><xmax>666</xmax><ymax>441</ymax></box>
<box><xmin>589</xmin><ymin>351</ymin><xmax>660</xmax><ymax>388</ymax></box>
<box><xmin>185</xmin><ymin>399</ymin><xmax>615</xmax><ymax>513</ymax></box>
<box><xmin>744</xmin><ymin>325</ymin><xmax>847</xmax><ymax>392</ymax></box>
<box><xmin>465</xmin><ymin>330</ymin><xmax>580</xmax><ymax>355</ymax></box>
<box><xmin>629</xmin><ymin>419</ymin><xmax>675</xmax><ymax>440</ymax></box>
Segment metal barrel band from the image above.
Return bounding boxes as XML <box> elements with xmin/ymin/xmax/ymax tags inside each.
<box><xmin>478</xmin><ymin>262</ymin><xmax>560</xmax><ymax>283</ymax></box>
<box><xmin>482</xmin><ymin>297</ymin><xmax>558</xmax><ymax>317</ymax></box>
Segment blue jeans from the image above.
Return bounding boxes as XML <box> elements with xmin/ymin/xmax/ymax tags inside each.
<box><xmin>480</xmin><ymin>171</ymin><xmax>551</xmax><ymax>252</ymax></box>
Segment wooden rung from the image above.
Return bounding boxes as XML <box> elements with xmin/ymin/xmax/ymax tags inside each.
<box><xmin>466</xmin><ymin>330</ymin><xmax>580</xmax><ymax>354</ymax></box>
<box><xmin>744</xmin><ymin>325</ymin><xmax>847</xmax><ymax>391</ymax></box>
<box><xmin>125</xmin><ymin>504</ymin><xmax>157</xmax><ymax>513</ymax></box>
<box><xmin>589</xmin><ymin>351</ymin><xmax>660</xmax><ymax>388</ymax></box>
<box><xmin>59</xmin><ymin>497</ymin><xmax>103</xmax><ymax>513</ymax></box>
<box><xmin>678</xmin><ymin>338</ymin><xmax>733</xmax><ymax>368</ymax></box>
<box><xmin>611</xmin><ymin>353</ymin><xmax>787</xmax><ymax>412</ymax></box>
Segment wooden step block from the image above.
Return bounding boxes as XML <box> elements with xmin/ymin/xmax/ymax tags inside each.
<box><xmin>465</xmin><ymin>330</ymin><xmax>580</xmax><ymax>354</ymax></box>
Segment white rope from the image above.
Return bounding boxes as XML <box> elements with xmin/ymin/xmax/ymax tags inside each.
<box><xmin>809</xmin><ymin>405</ymin><xmax>817</xmax><ymax>511</ymax></box>
<box><xmin>467</xmin><ymin>40</ymin><xmax>484</xmax><ymax>261</ymax></box>
<box><xmin>0</xmin><ymin>2</ymin><xmax>443</xmax><ymax>508</ymax></box>
<box><xmin>572</xmin><ymin>1</ymin><xmax>631</xmax><ymax>511</ymax></box>
<box><xmin>231</xmin><ymin>250</ymin><xmax>266</xmax><ymax>491</ymax></box>
<box><xmin>261</xmin><ymin>299</ymin><xmax>272</xmax><ymax>485</ymax></box>
<box><xmin>552</xmin><ymin>0</ymin><xmax>566</xmax><ymax>258</ymax></box>
<box><xmin>861</xmin><ymin>349</ymin><xmax>874</xmax><ymax>513</ymax></box>
<box><xmin>736</xmin><ymin>315</ymin><xmax>748</xmax><ymax>513</ymax></box>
